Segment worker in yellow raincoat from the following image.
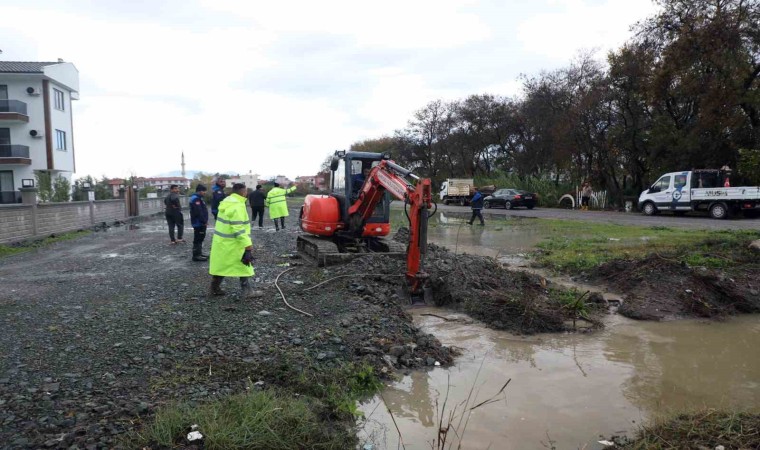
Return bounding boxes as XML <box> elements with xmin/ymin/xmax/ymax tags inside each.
<box><xmin>265</xmin><ymin>182</ymin><xmax>296</xmax><ymax>231</ymax></box>
<box><xmin>209</xmin><ymin>183</ymin><xmax>261</xmax><ymax>298</ymax></box>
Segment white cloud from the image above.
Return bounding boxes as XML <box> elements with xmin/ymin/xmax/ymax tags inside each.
<box><xmin>201</xmin><ymin>0</ymin><xmax>492</xmax><ymax>49</ymax></box>
<box><xmin>0</xmin><ymin>0</ymin><xmax>660</xmax><ymax>180</ymax></box>
<box><xmin>517</xmin><ymin>0</ymin><xmax>659</xmax><ymax>61</ymax></box>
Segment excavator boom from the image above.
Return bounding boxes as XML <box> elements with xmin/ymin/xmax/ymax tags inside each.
<box><xmin>347</xmin><ymin>160</ymin><xmax>432</xmax><ymax>293</ymax></box>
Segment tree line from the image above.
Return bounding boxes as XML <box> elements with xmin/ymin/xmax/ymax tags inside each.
<box><xmin>346</xmin><ymin>0</ymin><xmax>760</xmax><ymax>204</ymax></box>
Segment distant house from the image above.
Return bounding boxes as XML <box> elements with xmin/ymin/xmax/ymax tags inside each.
<box><xmin>228</xmin><ymin>171</ymin><xmax>259</xmax><ymax>189</ymax></box>
<box><xmin>295</xmin><ymin>175</ymin><xmax>316</xmax><ymax>186</ymax></box>
<box><xmin>107</xmin><ymin>176</ymin><xmax>191</xmax><ymax>197</ymax></box>
<box><xmin>0</xmin><ymin>60</ymin><xmax>80</xmax><ymax>203</ymax></box>
<box><xmin>136</xmin><ymin>177</ymin><xmax>191</xmax><ymax>192</ymax></box>
<box><xmin>275</xmin><ymin>175</ymin><xmax>291</xmax><ymax>186</ymax></box>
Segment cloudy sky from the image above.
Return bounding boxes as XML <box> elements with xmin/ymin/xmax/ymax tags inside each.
<box><xmin>1</xmin><ymin>0</ymin><xmax>659</xmax><ymax>180</ymax></box>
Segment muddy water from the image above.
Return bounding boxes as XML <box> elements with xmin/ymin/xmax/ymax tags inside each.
<box><xmin>391</xmin><ymin>210</ymin><xmax>543</xmax><ymax>260</ymax></box>
<box><xmin>363</xmin><ymin>211</ymin><xmax>760</xmax><ymax>449</ymax></box>
<box><xmin>359</xmin><ymin>313</ymin><xmax>760</xmax><ymax>449</ymax></box>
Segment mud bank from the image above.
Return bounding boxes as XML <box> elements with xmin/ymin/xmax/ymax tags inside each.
<box><xmin>587</xmin><ymin>256</ymin><xmax>760</xmax><ymax>321</ymax></box>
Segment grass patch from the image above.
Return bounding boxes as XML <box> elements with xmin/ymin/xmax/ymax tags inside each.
<box><xmin>0</xmin><ymin>230</ymin><xmax>90</xmax><ymax>258</ymax></box>
<box><xmin>619</xmin><ymin>409</ymin><xmax>760</xmax><ymax>449</ymax></box>
<box><xmin>136</xmin><ymin>387</ymin><xmax>354</xmax><ymax>449</ymax></box>
<box><xmin>139</xmin><ymin>360</ymin><xmax>383</xmax><ymax>449</ymax></box>
<box><xmin>532</xmin><ymin>219</ymin><xmax>760</xmax><ymax>272</ymax></box>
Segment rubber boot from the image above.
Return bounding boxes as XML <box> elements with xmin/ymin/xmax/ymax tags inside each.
<box><xmin>240</xmin><ymin>278</ymin><xmax>263</xmax><ymax>299</ymax></box>
<box><xmin>192</xmin><ymin>243</ymin><xmax>208</xmax><ymax>261</ymax></box>
<box><xmin>209</xmin><ymin>276</ymin><xmax>226</xmax><ymax>296</ymax></box>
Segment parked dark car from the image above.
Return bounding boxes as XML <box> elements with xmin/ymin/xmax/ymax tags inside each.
<box><xmin>483</xmin><ymin>189</ymin><xmax>537</xmax><ymax>209</ymax></box>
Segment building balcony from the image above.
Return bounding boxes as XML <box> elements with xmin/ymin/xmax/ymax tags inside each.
<box><xmin>0</xmin><ymin>191</ymin><xmax>21</xmax><ymax>204</ymax></box>
<box><xmin>0</xmin><ymin>100</ymin><xmax>30</xmax><ymax>123</ymax></box>
<box><xmin>0</xmin><ymin>145</ymin><xmax>32</xmax><ymax>165</ymax></box>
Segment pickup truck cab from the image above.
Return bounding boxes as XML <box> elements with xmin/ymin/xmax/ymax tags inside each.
<box><xmin>638</xmin><ymin>170</ymin><xmax>760</xmax><ymax>219</ymax></box>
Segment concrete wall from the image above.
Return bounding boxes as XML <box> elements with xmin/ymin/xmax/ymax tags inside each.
<box><xmin>0</xmin><ymin>196</ymin><xmax>189</xmax><ymax>244</ymax></box>
<box><xmin>0</xmin><ymin>204</ymin><xmax>35</xmax><ymax>243</ymax></box>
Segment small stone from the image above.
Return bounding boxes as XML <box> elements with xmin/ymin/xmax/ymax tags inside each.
<box><xmin>316</xmin><ymin>352</ymin><xmax>327</xmax><ymax>360</ymax></box>
<box><xmin>425</xmin><ymin>357</ymin><xmax>436</xmax><ymax>366</ymax></box>
<box><xmin>389</xmin><ymin>345</ymin><xmax>405</xmax><ymax>357</ymax></box>
<box><xmin>257</xmin><ymin>310</ymin><xmax>272</xmax><ymax>316</ymax></box>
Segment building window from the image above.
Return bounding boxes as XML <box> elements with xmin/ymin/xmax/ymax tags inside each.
<box><xmin>55</xmin><ymin>129</ymin><xmax>67</xmax><ymax>151</ymax></box>
<box><xmin>0</xmin><ymin>85</ymin><xmax>7</xmax><ymax>101</ymax></box>
<box><xmin>54</xmin><ymin>89</ymin><xmax>65</xmax><ymax>111</ymax></box>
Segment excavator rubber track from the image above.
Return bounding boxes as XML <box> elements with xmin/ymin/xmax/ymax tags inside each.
<box><xmin>296</xmin><ymin>234</ymin><xmax>406</xmax><ymax>267</ymax></box>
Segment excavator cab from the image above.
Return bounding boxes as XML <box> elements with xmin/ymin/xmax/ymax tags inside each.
<box><xmin>330</xmin><ymin>151</ymin><xmax>391</xmax><ymax>232</ymax></box>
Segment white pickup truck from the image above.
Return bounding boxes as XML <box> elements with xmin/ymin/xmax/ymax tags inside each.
<box><xmin>638</xmin><ymin>170</ymin><xmax>760</xmax><ymax>219</ymax></box>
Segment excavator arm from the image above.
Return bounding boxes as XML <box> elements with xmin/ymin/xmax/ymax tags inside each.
<box><xmin>348</xmin><ymin>160</ymin><xmax>433</xmax><ymax>294</ymax></box>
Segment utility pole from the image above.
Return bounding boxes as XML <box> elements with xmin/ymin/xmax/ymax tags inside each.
<box><xmin>181</xmin><ymin>151</ymin><xmax>186</xmax><ymax>179</ymax></box>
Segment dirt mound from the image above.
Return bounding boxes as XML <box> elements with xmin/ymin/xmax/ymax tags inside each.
<box><xmin>590</xmin><ymin>256</ymin><xmax>760</xmax><ymax>320</ymax></box>
<box><xmin>385</xmin><ymin>228</ymin><xmax>601</xmax><ymax>334</ymax></box>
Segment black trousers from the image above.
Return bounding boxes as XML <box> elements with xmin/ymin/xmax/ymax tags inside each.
<box><xmin>251</xmin><ymin>206</ymin><xmax>265</xmax><ymax>227</ymax></box>
<box><xmin>166</xmin><ymin>213</ymin><xmax>184</xmax><ymax>241</ymax></box>
<box><xmin>193</xmin><ymin>226</ymin><xmax>206</xmax><ymax>256</ymax></box>
<box><xmin>581</xmin><ymin>196</ymin><xmax>590</xmax><ymax>207</ymax></box>
<box><xmin>468</xmin><ymin>209</ymin><xmax>484</xmax><ymax>225</ymax></box>
<box><xmin>274</xmin><ymin>217</ymin><xmax>285</xmax><ymax>230</ymax></box>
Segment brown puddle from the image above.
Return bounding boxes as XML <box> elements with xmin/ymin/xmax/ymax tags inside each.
<box><xmin>358</xmin><ymin>311</ymin><xmax>760</xmax><ymax>449</ymax></box>
<box><xmin>394</xmin><ymin>210</ymin><xmax>544</xmax><ymax>259</ymax></box>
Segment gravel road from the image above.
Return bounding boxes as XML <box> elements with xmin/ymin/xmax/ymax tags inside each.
<box><xmin>0</xmin><ymin>212</ymin><xmax>453</xmax><ymax>449</ymax></box>
<box><xmin>403</xmin><ymin>203</ymin><xmax>760</xmax><ymax>230</ymax></box>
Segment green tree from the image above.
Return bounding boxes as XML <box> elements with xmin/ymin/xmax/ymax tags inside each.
<box><xmin>139</xmin><ymin>185</ymin><xmax>157</xmax><ymax>198</ymax></box>
<box><xmin>71</xmin><ymin>175</ymin><xmax>95</xmax><ymax>201</ymax></box>
<box><xmin>35</xmin><ymin>171</ymin><xmax>53</xmax><ymax>202</ymax></box>
<box><xmin>94</xmin><ymin>176</ymin><xmax>113</xmax><ymax>200</ymax></box>
<box><xmin>635</xmin><ymin>0</ymin><xmax>760</xmax><ymax>170</ymax></box>
<box><xmin>737</xmin><ymin>148</ymin><xmax>760</xmax><ymax>185</ymax></box>
<box><xmin>51</xmin><ymin>175</ymin><xmax>71</xmax><ymax>202</ymax></box>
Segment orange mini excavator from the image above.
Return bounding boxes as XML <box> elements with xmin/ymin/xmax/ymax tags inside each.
<box><xmin>298</xmin><ymin>150</ymin><xmax>435</xmax><ymax>298</ymax></box>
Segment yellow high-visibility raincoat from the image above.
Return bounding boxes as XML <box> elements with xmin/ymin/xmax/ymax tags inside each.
<box><xmin>265</xmin><ymin>186</ymin><xmax>296</xmax><ymax>219</ymax></box>
<box><xmin>209</xmin><ymin>193</ymin><xmax>254</xmax><ymax>277</ymax></box>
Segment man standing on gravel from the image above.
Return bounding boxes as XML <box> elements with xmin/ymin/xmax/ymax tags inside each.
<box><xmin>164</xmin><ymin>184</ymin><xmax>186</xmax><ymax>244</ymax></box>
<box><xmin>189</xmin><ymin>184</ymin><xmax>209</xmax><ymax>261</ymax></box>
<box><xmin>265</xmin><ymin>182</ymin><xmax>296</xmax><ymax>231</ymax></box>
<box><xmin>247</xmin><ymin>184</ymin><xmax>266</xmax><ymax>229</ymax></box>
<box><xmin>209</xmin><ymin>183</ymin><xmax>261</xmax><ymax>298</ymax></box>
<box><xmin>210</xmin><ymin>177</ymin><xmax>227</xmax><ymax>220</ymax></box>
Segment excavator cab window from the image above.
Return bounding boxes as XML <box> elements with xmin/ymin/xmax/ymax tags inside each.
<box><xmin>331</xmin><ymin>159</ymin><xmax>346</xmax><ymax>193</ymax></box>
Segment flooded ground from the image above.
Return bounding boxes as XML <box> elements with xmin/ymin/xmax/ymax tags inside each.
<box><xmin>359</xmin><ymin>312</ymin><xmax>760</xmax><ymax>449</ymax></box>
<box><xmin>391</xmin><ymin>210</ymin><xmax>543</xmax><ymax>260</ymax></box>
<box><xmin>363</xmin><ymin>210</ymin><xmax>760</xmax><ymax>449</ymax></box>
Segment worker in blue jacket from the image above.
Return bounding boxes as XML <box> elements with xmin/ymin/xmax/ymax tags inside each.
<box><xmin>210</xmin><ymin>178</ymin><xmax>227</xmax><ymax>220</ymax></box>
<box><xmin>189</xmin><ymin>184</ymin><xmax>209</xmax><ymax>261</ymax></box>
<box><xmin>467</xmin><ymin>190</ymin><xmax>485</xmax><ymax>226</ymax></box>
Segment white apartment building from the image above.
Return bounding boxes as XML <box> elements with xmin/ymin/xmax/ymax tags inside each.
<box><xmin>228</xmin><ymin>171</ymin><xmax>259</xmax><ymax>188</ymax></box>
<box><xmin>0</xmin><ymin>60</ymin><xmax>79</xmax><ymax>204</ymax></box>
